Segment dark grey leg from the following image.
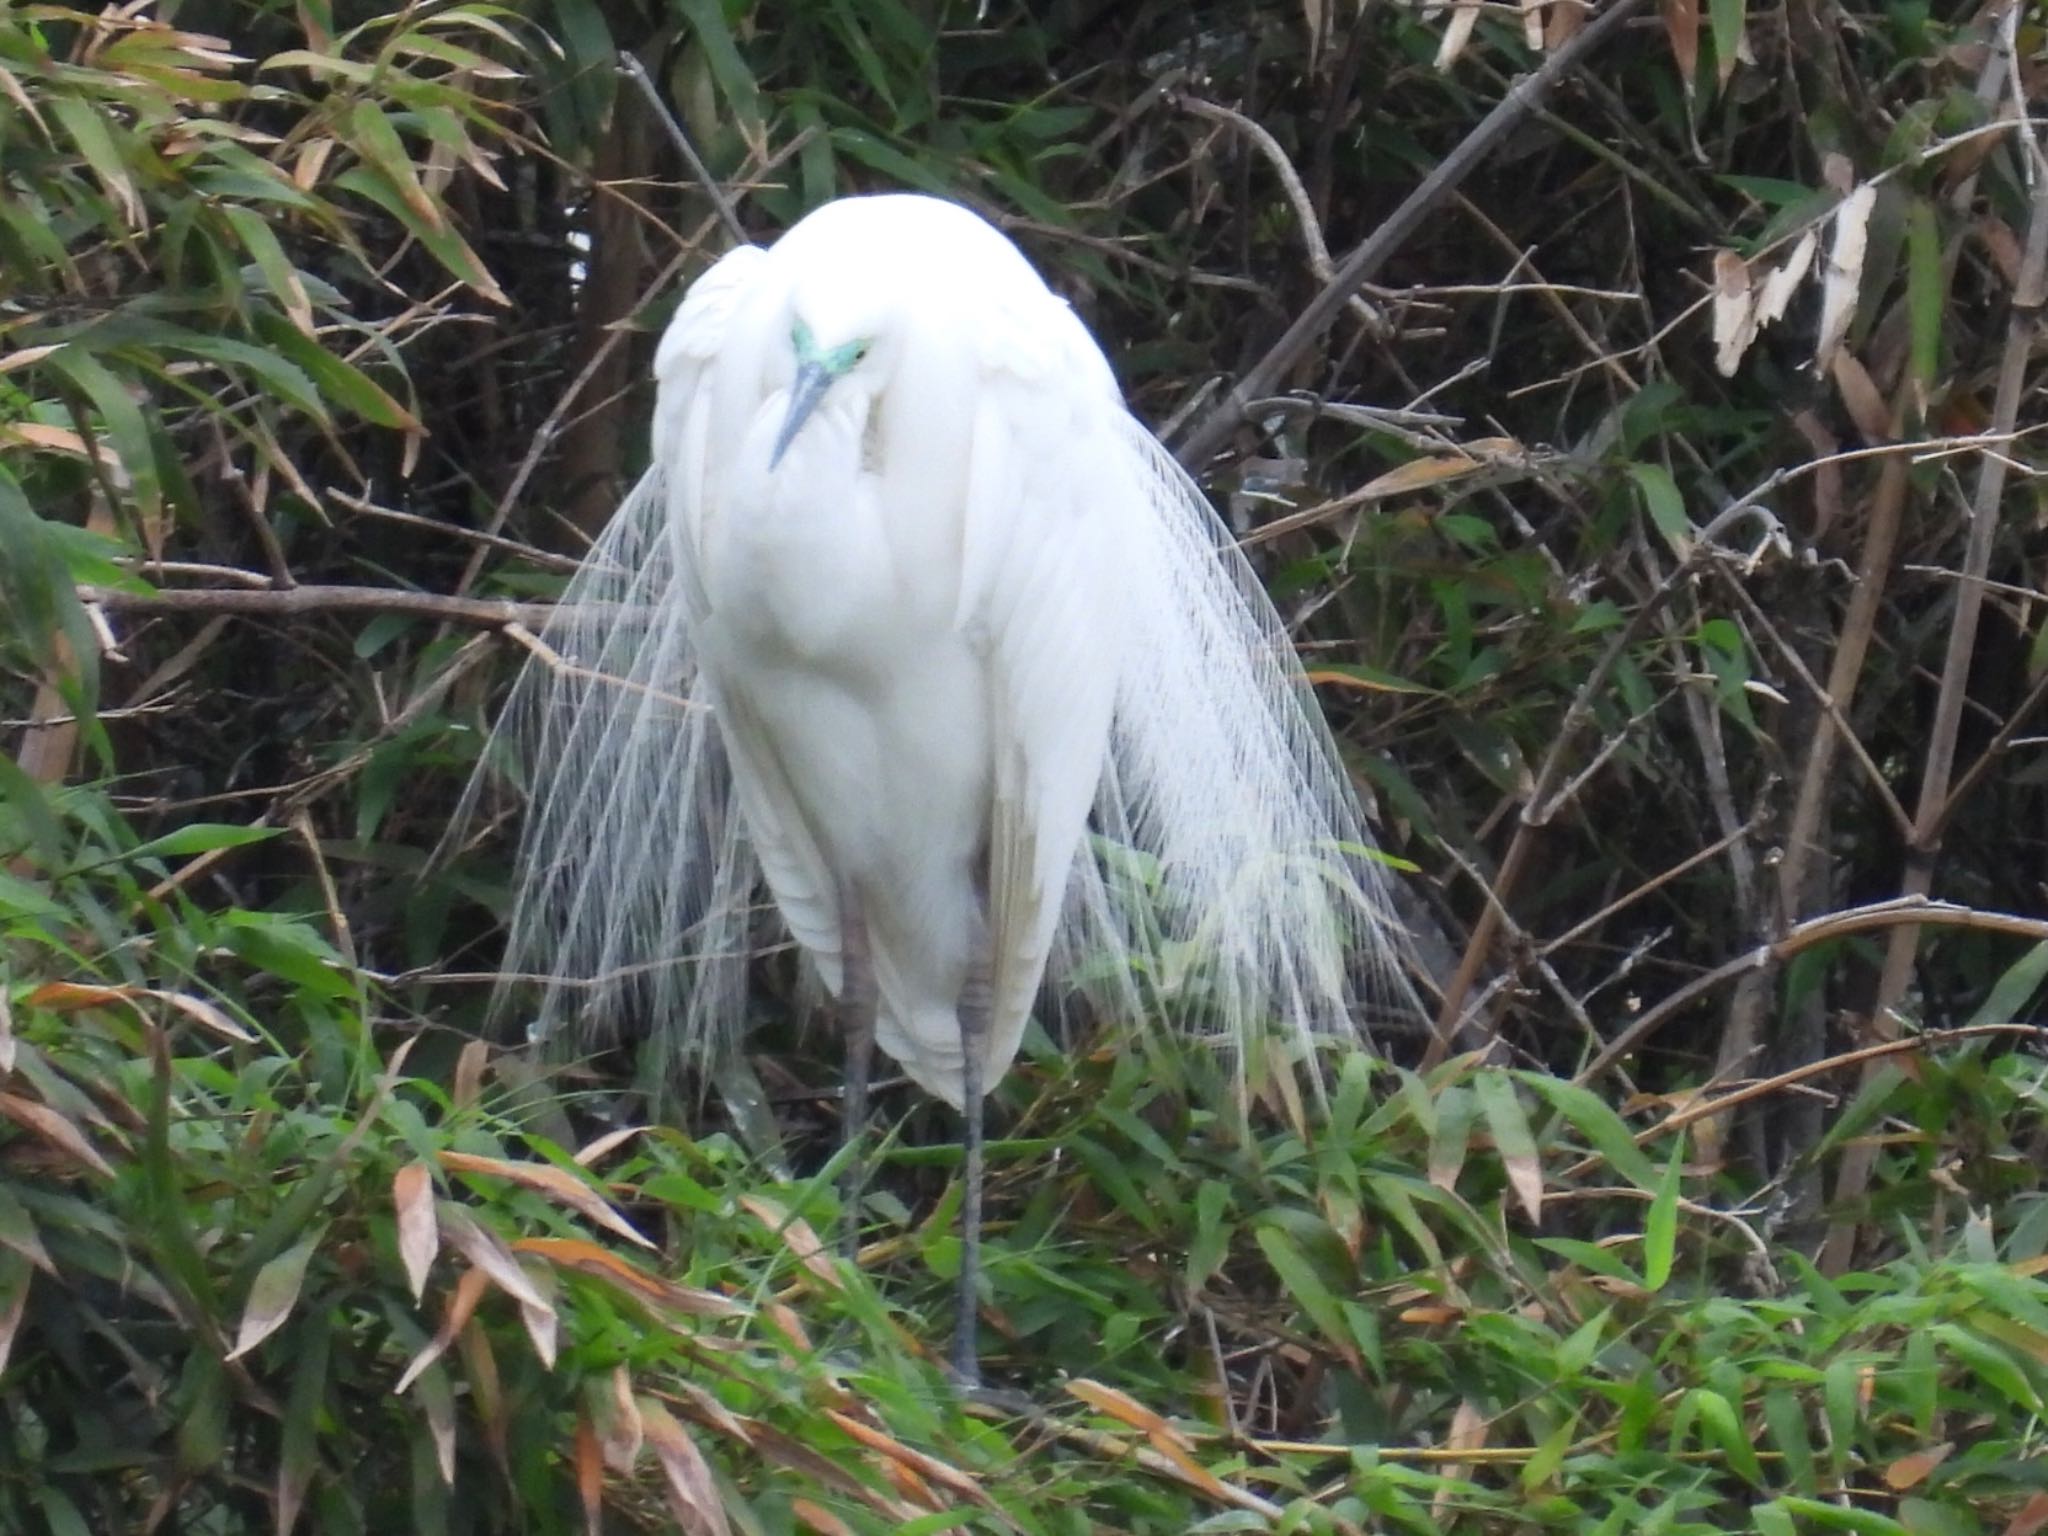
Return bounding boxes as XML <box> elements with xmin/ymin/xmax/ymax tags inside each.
<box><xmin>839</xmin><ymin>894</ymin><xmax>877</xmax><ymax>1262</ymax></box>
<box><xmin>952</xmin><ymin>949</ymin><xmax>993</xmax><ymax>1384</ymax></box>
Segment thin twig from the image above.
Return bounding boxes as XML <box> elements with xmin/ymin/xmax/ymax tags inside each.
<box><xmin>1172</xmin><ymin>0</ymin><xmax>1651</xmax><ymax>469</ymax></box>
<box><xmin>1175</xmin><ymin>94</ymin><xmax>1380</xmax><ymax>332</ymax></box>
<box><xmin>1576</xmin><ymin>898</ymin><xmax>2048</xmax><ymax>1084</ymax></box>
<box><xmin>615</xmin><ymin>52</ymin><xmax>747</xmax><ymax>246</ymax></box>
<box><xmin>80</xmin><ymin>583</ymin><xmax>557</xmax><ymax>629</ymax></box>
<box><xmin>1821</xmin><ymin>122</ymin><xmax>2048</xmax><ymax>1273</ymax></box>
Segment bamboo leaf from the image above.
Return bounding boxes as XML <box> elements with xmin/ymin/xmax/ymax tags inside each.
<box><xmin>394</xmin><ymin>1161</ymin><xmax>439</xmax><ymax>1301</ymax></box>
<box><xmin>227</xmin><ymin>1228</ymin><xmax>324</xmax><ymax>1360</ymax></box>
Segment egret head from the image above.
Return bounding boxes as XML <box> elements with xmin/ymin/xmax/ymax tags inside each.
<box><xmin>770</xmin><ymin>313</ymin><xmax>878</xmax><ymax>469</ymax></box>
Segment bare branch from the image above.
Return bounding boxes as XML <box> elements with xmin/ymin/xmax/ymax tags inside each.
<box><xmin>1171</xmin><ymin>0</ymin><xmax>1652</xmax><ymax>470</ymax></box>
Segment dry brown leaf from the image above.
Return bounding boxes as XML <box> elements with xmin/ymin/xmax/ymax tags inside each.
<box><xmin>1069</xmin><ymin>1380</ymin><xmax>1245</xmax><ymax>1505</ymax></box>
<box><xmin>1</xmin><ymin>423</ymin><xmax>94</xmax><ymax>458</ymax></box>
<box><xmin>1662</xmin><ymin>0</ymin><xmax>1699</xmax><ymax>90</ymax></box>
<box><xmin>1300</xmin><ymin>668</ymin><xmax>1421</xmax><ymax>695</ymax></box>
<box><xmin>1067</xmin><ymin>1379</ymin><xmax>1189</xmax><ymax>1448</ymax></box>
<box><xmin>573</xmin><ymin>1124</ymin><xmax>646</xmax><ymax>1167</ymax></box>
<box><xmin>1435</xmin><ymin>2</ymin><xmax>1480</xmax><ymax>67</ymax></box>
<box><xmin>1357</xmin><ymin>437</ymin><xmax>1520</xmax><ymax>499</ymax></box>
<box><xmin>1978</xmin><ymin>216</ymin><xmax>2024</xmax><ymax>288</ymax></box>
<box><xmin>670</xmin><ymin>1379</ymin><xmax>754</xmax><ymax>1447</ymax></box>
<box><xmin>395</xmin><ymin>1265</ymin><xmax>490</xmax><ymax>1394</ymax></box>
<box><xmin>1756</xmin><ymin>230</ymin><xmax>1818</xmax><ymax>327</ymax></box>
<box><xmin>452</xmin><ymin>1039</ymin><xmax>489</xmax><ymax>1110</ymax></box>
<box><xmin>23</xmin><ymin>982</ymin><xmax>134</xmax><ymax>1011</ymax></box>
<box><xmin>1711</xmin><ymin>250</ymin><xmax>1756</xmax><ymax>377</ymax></box>
<box><xmin>641</xmin><ymin>1398</ymin><xmax>733</xmax><ymax>1536</ymax></box>
<box><xmin>573</xmin><ymin>1419</ymin><xmax>605</xmax><ymax>1536</ymax></box>
<box><xmin>2002</xmin><ymin>1490</ymin><xmax>2048</xmax><ymax>1536</ymax></box>
<box><xmin>152</xmin><ymin>990</ymin><xmax>257</xmax><ymax>1044</ymax></box>
<box><xmin>0</xmin><ymin>1093</ymin><xmax>115</xmax><ymax>1179</ymax></box>
<box><xmin>1831</xmin><ymin>349</ymin><xmax>1890</xmax><ymax>442</ymax></box>
<box><xmin>1884</xmin><ymin>1442</ymin><xmax>1953</xmax><ymax>1490</ymax></box>
<box><xmin>23</xmin><ymin>980</ymin><xmax>255</xmax><ymax>1044</ymax></box>
<box><xmin>1519</xmin><ymin>0</ymin><xmax>1545</xmax><ymax>49</ymax></box>
<box><xmin>1434</xmin><ymin>1399</ymin><xmax>1491</xmax><ymax>1523</ymax></box>
<box><xmin>437</xmin><ymin>1204</ymin><xmax>553</xmax><ymax>1314</ymax></box>
<box><xmin>1545</xmin><ymin>0</ymin><xmax>1588</xmax><ymax>45</ymax></box>
<box><xmin>1814</xmin><ymin>184</ymin><xmax>1876</xmax><ymax>372</ymax></box>
<box><xmin>511</xmin><ymin>1236</ymin><xmax>744</xmax><ymax>1318</ymax></box>
<box><xmin>740</xmin><ymin>1194</ymin><xmax>843</xmax><ymax>1290</ymax></box>
<box><xmin>1503</xmin><ymin>1147</ymin><xmax>1544</xmax><ymax>1225</ymax></box>
<box><xmin>591</xmin><ymin>1364</ymin><xmax>644</xmax><ymax>1472</ymax></box>
<box><xmin>394</xmin><ymin>1162</ymin><xmax>438</xmax><ymax>1301</ymax></box>
<box><xmin>825</xmin><ymin>1409</ymin><xmax>1000</xmax><ymax>1514</ymax></box>
<box><xmin>764</xmin><ymin>1301</ymin><xmax>813</xmax><ymax>1354</ymax></box>
<box><xmin>790</xmin><ymin>1498</ymin><xmax>856</xmax><ymax>1536</ymax></box>
<box><xmin>440</xmin><ymin>1148</ymin><xmax>655</xmax><ymax>1249</ymax></box>
<box><xmin>1398</xmin><ymin>1303</ymin><xmax>1464</xmax><ymax>1325</ymax></box>
<box><xmin>518</xmin><ymin>1258</ymin><xmax>560</xmax><ymax>1368</ymax></box>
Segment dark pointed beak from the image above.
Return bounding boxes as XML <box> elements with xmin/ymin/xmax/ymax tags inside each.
<box><xmin>769</xmin><ymin>360</ymin><xmax>835</xmax><ymax>469</ymax></box>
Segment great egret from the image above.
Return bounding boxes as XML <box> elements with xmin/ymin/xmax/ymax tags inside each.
<box><xmin>490</xmin><ymin>193</ymin><xmax>1407</xmax><ymax>1382</ymax></box>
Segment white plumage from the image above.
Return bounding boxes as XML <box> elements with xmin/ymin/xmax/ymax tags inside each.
<box><xmin>488</xmin><ymin>193</ymin><xmax>1406</xmax><ymax>1372</ymax></box>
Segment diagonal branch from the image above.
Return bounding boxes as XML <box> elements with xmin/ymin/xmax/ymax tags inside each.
<box><xmin>1171</xmin><ymin>0</ymin><xmax>1652</xmax><ymax>470</ymax></box>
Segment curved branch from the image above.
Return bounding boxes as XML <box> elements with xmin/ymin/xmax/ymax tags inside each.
<box><xmin>1171</xmin><ymin>0</ymin><xmax>1653</xmax><ymax>470</ymax></box>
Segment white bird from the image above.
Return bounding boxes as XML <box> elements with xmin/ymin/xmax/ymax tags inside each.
<box><xmin>489</xmin><ymin>193</ymin><xmax>1407</xmax><ymax>1381</ymax></box>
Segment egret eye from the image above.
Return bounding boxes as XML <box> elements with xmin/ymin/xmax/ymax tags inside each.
<box><xmin>824</xmin><ymin>338</ymin><xmax>870</xmax><ymax>373</ymax></box>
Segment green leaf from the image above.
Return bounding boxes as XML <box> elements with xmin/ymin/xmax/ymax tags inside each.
<box><xmin>43</xmin><ymin>346</ymin><xmax>163</xmax><ymax>526</ymax></box>
<box><xmin>1964</xmin><ymin>941</ymin><xmax>2048</xmax><ymax>1028</ymax></box>
<box><xmin>277</xmin><ymin>1307</ymin><xmax>332</xmax><ymax>1533</ymax></box>
<box><xmin>1187</xmin><ymin>1178</ymin><xmax>1231</xmax><ymax>1291</ymax></box>
<box><xmin>1426</xmin><ymin>1083</ymin><xmax>1475</xmax><ymax>1192</ymax></box>
<box><xmin>1763</xmin><ymin>1386</ymin><xmax>1817</xmax><ymax>1494</ymax></box>
<box><xmin>222</xmin><ymin>915</ymin><xmax>353</xmax><ymax>999</ymax></box>
<box><xmin>1822</xmin><ymin>1354</ymin><xmax>1863</xmax><ymax>1479</ymax></box>
<box><xmin>0</xmin><ymin>467</ymin><xmax>98</xmax><ymax>695</ymax></box>
<box><xmin>253</xmin><ymin>311</ymin><xmax>420</xmax><ymax>430</ymax></box>
<box><xmin>47</xmin><ymin>93</ymin><xmax>140</xmax><ymax>228</ymax></box>
<box><xmin>1518</xmin><ymin>1074</ymin><xmax>1660</xmax><ymax>1189</ymax></box>
<box><xmin>347</xmin><ymin>100</ymin><xmax>445</xmax><ymax>229</ymax></box>
<box><xmin>1930</xmin><ymin>1322</ymin><xmax>2044</xmax><ymax>1414</ymax></box>
<box><xmin>1555</xmin><ymin>1307</ymin><xmax>1608</xmax><ymax>1376</ymax></box>
<box><xmin>334</xmin><ymin>166</ymin><xmax>507</xmax><ymax>304</ymax></box>
<box><xmin>124</xmin><ymin>822</ymin><xmax>283</xmax><ymax>862</ymax></box>
<box><xmin>672</xmin><ymin>0</ymin><xmax>762</xmax><ymax>133</ymax></box>
<box><xmin>1708</xmin><ymin>0</ymin><xmax>1747</xmax><ymax>90</ymax></box>
<box><xmin>1254</xmin><ymin>1223</ymin><xmax>1351</xmax><ymax>1358</ymax></box>
<box><xmin>148</xmin><ymin>326</ymin><xmax>330</xmax><ymax>423</ymax></box>
<box><xmin>1643</xmin><ymin>1131</ymin><xmax>1683</xmax><ymax>1291</ymax></box>
<box><xmin>0</xmin><ymin>753</ymin><xmax>69</xmax><ymax>867</ymax></box>
<box><xmin>1773</xmin><ymin>1497</ymin><xmax>1908</xmax><ymax>1536</ymax></box>
<box><xmin>1905</xmin><ymin>198</ymin><xmax>1944</xmax><ymax>393</ymax></box>
<box><xmin>1687</xmin><ymin>1386</ymin><xmax>1762</xmax><ymax>1485</ymax></box>
<box><xmin>227</xmin><ymin>1227</ymin><xmax>324</xmax><ymax>1360</ymax></box>
<box><xmin>1475</xmin><ymin>1071</ymin><xmax>1542</xmax><ymax>1221</ymax></box>
<box><xmin>222</xmin><ymin>203</ymin><xmax>314</xmax><ymax>332</ymax></box>
<box><xmin>1628</xmin><ymin>462</ymin><xmax>1691</xmax><ymax>553</ymax></box>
